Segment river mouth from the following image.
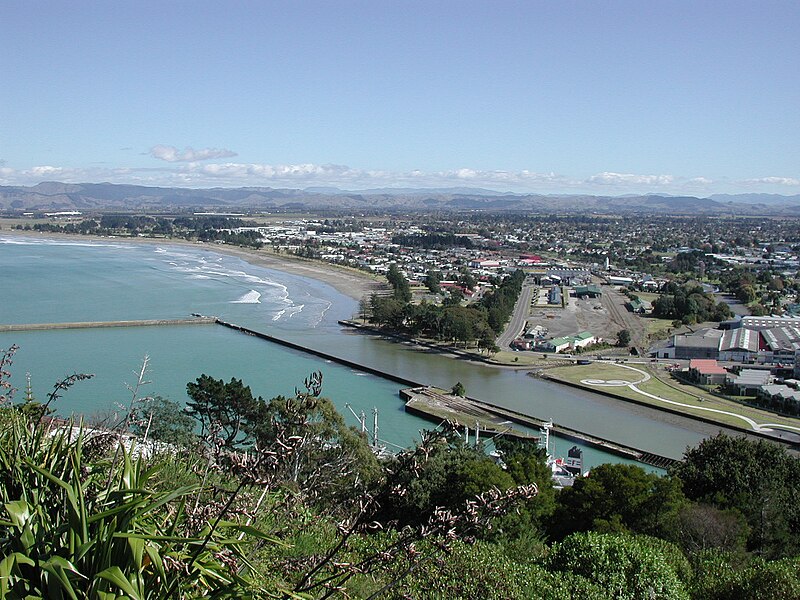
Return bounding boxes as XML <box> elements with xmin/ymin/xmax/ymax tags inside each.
<box><xmin>1</xmin><ymin>235</ymin><xmax>713</xmax><ymax>466</ymax></box>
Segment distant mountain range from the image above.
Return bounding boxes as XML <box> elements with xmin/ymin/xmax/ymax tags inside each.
<box><xmin>1</xmin><ymin>182</ymin><xmax>800</xmax><ymax>215</ymax></box>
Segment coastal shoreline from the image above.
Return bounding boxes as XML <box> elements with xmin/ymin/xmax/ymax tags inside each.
<box><xmin>0</xmin><ymin>229</ymin><xmax>388</xmax><ymax>303</ymax></box>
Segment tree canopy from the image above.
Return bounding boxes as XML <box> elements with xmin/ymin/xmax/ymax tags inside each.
<box><xmin>549</xmin><ymin>463</ymin><xmax>686</xmax><ymax>541</ymax></box>
<box><xmin>669</xmin><ymin>433</ymin><xmax>800</xmax><ymax>558</ymax></box>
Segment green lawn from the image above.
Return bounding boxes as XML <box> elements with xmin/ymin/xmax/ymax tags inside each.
<box><xmin>644</xmin><ymin>317</ymin><xmax>675</xmax><ymax>338</ymax></box>
<box><xmin>490</xmin><ymin>350</ymin><xmax>542</xmax><ymax>366</ymax></box>
<box><xmin>635</xmin><ymin>292</ymin><xmax>661</xmax><ymax>303</ymax></box>
<box><xmin>545</xmin><ymin>363</ymin><xmax>800</xmax><ymax>432</ymax></box>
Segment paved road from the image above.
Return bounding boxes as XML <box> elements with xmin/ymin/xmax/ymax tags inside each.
<box><xmin>715</xmin><ymin>291</ymin><xmax>749</xmax><ymax>317</ymax></box>
<box><xmin>496</xmin><ymin>284</ymin><xmax>535</xmax><ymax>348</ymax></box>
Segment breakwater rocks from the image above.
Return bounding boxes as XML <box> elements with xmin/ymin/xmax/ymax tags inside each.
<box><xmin>0</xmin><ymin>316</ymin><xmax>216</xmax><ymax>332</ymax></box>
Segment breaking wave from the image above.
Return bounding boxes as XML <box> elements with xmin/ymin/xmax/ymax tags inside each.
<box><xmin>231</xmin><ymin>290</ymin><xmax>262</xmax><ymax>304</ymax></box>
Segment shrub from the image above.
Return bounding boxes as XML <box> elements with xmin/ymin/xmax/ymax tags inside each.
<box><xmin>543</xmin><ymin>532</ymin><xmax>690</xmax><ymax>600</ymax></box>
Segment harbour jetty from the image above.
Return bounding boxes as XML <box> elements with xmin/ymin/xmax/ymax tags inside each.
<box><xmin>0</xmin><ymin>316</ymin><xmax>216</xmax><ymax>332</ymax></box>
<box><xmin>213</xmin><ymin>318</ymin><xmax>420</xmax><ymax>387</ymax></box>
<box><xmin>401</xmin><ymin>385</ymin><xmax>677</xmax><ymax>469</ymax></box>
<box><xmin>401</xmin><ymin>386</ymin><xmax>537</xmax><ymax>440</ymax></box>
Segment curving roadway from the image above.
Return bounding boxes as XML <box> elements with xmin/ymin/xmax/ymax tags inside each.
<box><xmin>581</xmin><ymin>363</ymin><xmax>800</xmax><ymax>436</ymax></box>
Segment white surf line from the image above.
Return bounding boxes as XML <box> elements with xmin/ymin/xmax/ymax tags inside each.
<box><xmin>582</xmin><ymin>363</ymin><xmax>800</xmax><ymax>435</ymax></box>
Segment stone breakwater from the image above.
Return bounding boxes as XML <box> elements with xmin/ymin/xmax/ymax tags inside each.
<box><xmin>0</xmin><ymin>316</ymin><xmax>216</xmax><ymax>332</ymax></box>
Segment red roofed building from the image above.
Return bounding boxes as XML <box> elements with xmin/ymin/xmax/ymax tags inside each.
<box><xmin>689</xmin><ymin>359</ymin><xmax>728</xmax><ymax>385</ymax></box>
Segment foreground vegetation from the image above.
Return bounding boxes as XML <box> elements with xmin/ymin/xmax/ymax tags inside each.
<box><xmin>2</xmin><ymin>345</ymin><xmax>800</xmax><ymax>598</ymax></box>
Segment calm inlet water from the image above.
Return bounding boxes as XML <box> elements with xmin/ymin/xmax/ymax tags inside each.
<box><xmin>1</xmin><ymin>236</ymin><xmax>708</xmax><ymax>466</ymax></box>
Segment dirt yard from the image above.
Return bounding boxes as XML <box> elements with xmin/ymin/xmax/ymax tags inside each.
<box><xmin>525</xmin><ymin>284</ymin><xmax>647</xmax><ymax>350</ymax></box>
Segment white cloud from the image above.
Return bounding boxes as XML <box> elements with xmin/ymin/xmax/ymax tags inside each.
<box><xmin>198</xmin><ymin>162</ymin><xmax>358</xmax><ymax>181</ymax></box>
<box><xmin>28</xmin><ymin>166</ymin><xmax>68</xmax><ymax>178</ymax></box>
<box><xmin>149</xmin><ymin>145</ymin><xmax>238</xmax><ymax>162</ymax></box>
<box><xmin>587</xmin><ymin>172</ymin><xmax>675</xmax><ymax>186</ymax></box>
<box><xmin>0</xmin><ymin>161</ymin><xmax>797</xmax><ymax>196</ymax></box>
<box><xmin>742</xmin><ymin>176</ymin><xmax>800</xmax><ymax>186</ymax></box>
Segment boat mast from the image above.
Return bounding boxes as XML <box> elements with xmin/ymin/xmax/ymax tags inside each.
<box><xmin>344</xmin><ymin>403</ymin><xmax>367</xmax><ymax>434</ymax></box>
<box><xmin>540</xmin><ymin>420</ymin><xmax>554</xmax><ymax>456</ymax></box>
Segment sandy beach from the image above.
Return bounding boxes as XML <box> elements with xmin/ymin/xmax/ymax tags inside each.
<box><xmin>0</xmin><ymin>229</ymin><xmax>389</xmax><ymax>302</ymax></box>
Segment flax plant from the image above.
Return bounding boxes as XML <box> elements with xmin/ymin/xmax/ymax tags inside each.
<box><xmin>0</xmin><ymin>405</ymin><xmax>276</xmax><ymax>598</ymax></box>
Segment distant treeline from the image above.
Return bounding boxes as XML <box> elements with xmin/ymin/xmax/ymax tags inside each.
<box><xmin>14</xmin><ymin>215</ymin><xmax>264</xmax><ymax>249</ymax></box>
<box><xmin>391</xmin><ymin>232</ymin><xmax>475</xmax><ymax>249</ymax></box>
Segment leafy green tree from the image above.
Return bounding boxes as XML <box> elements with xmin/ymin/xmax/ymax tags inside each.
<box><xmin>133</xmin><ymin>395</ymin><xmax>196</xmax><ymax>448</ymax></box>
<box><xmin>358</xmin><ymin>295</ymin><xmax>371</xmax><ymax>321</ymax></box>
<box><xmin>185</xmin><ymin>375</ymin><xmax>260</xmax><ymax>447</ymax></box>
<box><xmin>651</xmin><ymin>283</ymin><xmax>728</xmax><ymax>323</ymax></box>
<box><xmin>478</xmin><ymin>331</ymin><xmax>500</xmax><ymax>355</ymax></box>
<box><xmin>245</xmin><ymin>382</ymin><xmax>381</xmax><ymax>503</ymax></box>
<box><xmin>617</xmin><ymin>329</ymin><xmax>632</xmax><ymax>346</ymax></box>
<box><xmin>458</xmin><ymin>267</ymin><xmax>477</xmax><ymax>291</ymax></box>
<box><xmin>386</xmin><ymin>263</ymin><xmax>412</xmax><ymax>303</ymax></box>
<box><xmin>451</xmin><ymin>381</ymin><xmax>466</xmax><ymax>397</ymax></box>
<box><xmin>712</xmin><ymin>301</ymin><xmax>733</xmax><ymax>321</ymax></box>
<box><xmin>441</xmin><ymin>305</ymin><xmax>480</xmax><ymax>346</ymax></box>
<box><xmin>443</xmin><ymin>287</ymin><xmax>465</xmax><ymax>307</ymax></box>
<box><xmin>767</xmin><ymin>276</ymin><xmax>785</xmax><ymax>291</ymax></box>
<box><xmin>493</xmin><ymin>437</ymin><xmax>556</xmax><ymax>538</ymax></box>
<box><xmin>737</xmin><ymin>284</ymin><xmax>757</xmax><ymax>304</ymax></box>
<box><xmin>669</xmin><ymin>433</ymin><xmax>800</xmax><ymax>558</ymax></box>
<box><xmin>549</xmin><ymin>463</ymin><xmax>686</xmax><ymax>540</ymax></box>
<box><xmin>667</xmin><ymin>503</ymin><xmax>750</xmax><ymax>558</ymax></box>
<box><xmin>373</xmin><ymin>431</ymin><xmax>514</xmax><ymax>529</ymax></box>
<box><xmin>479</xmin><ymin>270</ymin><xmax>525</xmax><ymax>332</ymax></box>
<box><xmin>187</xmin><ymin>372</ymin><xmax>379</xmax><ymax>505</ymax></box>
<box><xmin>369</xmin><ymin>295</ymin><xmax>406</xmax><ymax>329</ymax></box>
<box><xmin>424</xmin><ymin>270</ymin><xmax>442</xmax><ymax>294</ymax></box>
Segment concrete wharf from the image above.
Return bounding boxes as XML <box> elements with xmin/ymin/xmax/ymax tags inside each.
<box><xmin>401</xmin><ymin>386</ymin><xmax>677</xmax><ymax>469</ymax></box>
<box><xmin>401</xmin><ymin>387</ymin><xmax>537</xmax><ymax>440</ymax></box>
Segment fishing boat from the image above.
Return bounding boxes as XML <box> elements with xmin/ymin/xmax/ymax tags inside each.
<box><xmin>540</xmin><ymin>420</ymin><xmax>583</xmax><ymax>489</ymax></box>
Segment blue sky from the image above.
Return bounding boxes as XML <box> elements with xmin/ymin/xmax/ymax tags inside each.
<box><xmin>1</xmin><ymin>1</ymin><xmax>798</xmax><ymax>195</ymax></box>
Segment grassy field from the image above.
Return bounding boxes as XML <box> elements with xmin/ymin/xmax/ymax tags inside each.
<box><xmin>644</xmin><ymin>317</ymin><xmax>675</xmax><ymax>338</ymax></box>
<box><xmin>635</xmin><ymin>291</ymin><xmax>661</xmax><ymax>303</ymax></box>
<box><xmin>545</xmin><ymin>362</ymin><xmax>800</xmax><ymax>432</ymax></box>
<box><xmin>490</xmin><ymin>350</ymin><xmax>550</xmax><ymax>366</ymax></box>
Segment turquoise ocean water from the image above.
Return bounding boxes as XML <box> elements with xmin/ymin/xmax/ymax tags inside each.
<box><xmin>0</xmin><ymin>236</ymin><xmax>422</xmax><ymax>450</ymax></box>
